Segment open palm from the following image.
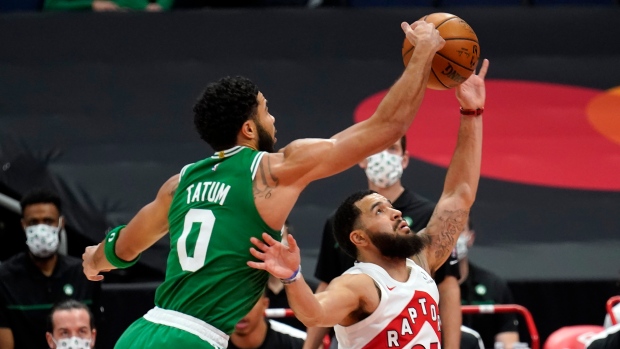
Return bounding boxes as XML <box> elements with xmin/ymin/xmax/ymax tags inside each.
<box><xmin>248</xmin><ymin>233</ymin><xmax>301</xmax><ymax>280</ymax></box>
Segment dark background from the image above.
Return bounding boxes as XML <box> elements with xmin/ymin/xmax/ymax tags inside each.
<box><xmin>1</xmin><ymin>5</ymin><xmax>619</xmax><ymax>348</ymax></box>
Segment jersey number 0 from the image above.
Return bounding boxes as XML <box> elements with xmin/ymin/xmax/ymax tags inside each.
<box><xmin>177</xmin><ymin>208</ymin><xmax>215</xmax><ymax>272</ymax></box>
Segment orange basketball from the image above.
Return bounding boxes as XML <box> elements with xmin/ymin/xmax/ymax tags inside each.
<box><xmin>402</xmin><ymin>13</ymin><xmax>480</xmax><ymax>90</ymax></box>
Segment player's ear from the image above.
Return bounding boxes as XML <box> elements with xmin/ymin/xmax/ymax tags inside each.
<box><xmin>350</xmin><ymin>229</ymin><xmax>367</xmax><ymax>247</ymax></box>
<box><xmin>240</xmin><ymin>119</ymin><xmax>256</xmax><ymax>140</ymax></box>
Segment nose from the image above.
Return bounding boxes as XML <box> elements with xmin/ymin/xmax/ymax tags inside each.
<box><xmin>390</xmin><ymin>208</ymin><xmax>402</xmax><ymax>221</ymax></box>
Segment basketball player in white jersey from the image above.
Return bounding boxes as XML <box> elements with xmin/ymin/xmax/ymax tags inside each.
<box><xmin>248</xmin><ymin>59</ymin><xmax>489</xmax><ymax>349</ymax></box>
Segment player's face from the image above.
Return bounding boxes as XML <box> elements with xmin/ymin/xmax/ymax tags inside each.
<box><xmin>255</xmin><ymin>92</ymin><xmax>276</xmax><ymax>152</ymax></box>
<box><xmin>356</xmin><ymin>193</ymin><xmax>424</xmax><ymax>258</ymax></box>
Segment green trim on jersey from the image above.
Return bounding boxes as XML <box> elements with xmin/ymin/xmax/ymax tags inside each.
<box><xmin>154</xmin><ymin>146</ymin><xmax>281</xmax><ymax>335</ymax></box>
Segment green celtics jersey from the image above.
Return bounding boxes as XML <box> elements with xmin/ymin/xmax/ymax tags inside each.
<box><xmin>154</xmin><ymin>146</ymin><xmax>281</xmax><ymax>335</ymax></box>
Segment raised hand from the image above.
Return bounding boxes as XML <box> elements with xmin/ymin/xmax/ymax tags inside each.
<box><xmin>248</xmin><ymin>232</ymin><xmax>301</xmax><ymax>279</ymax></box>
<box><xmin>401</xmin><ymin>20</ymin><xmax>445</xmax><ymax>54</ymax></box>
<box><xmin>456</xmin><ymin>58</ymin><xmax>490</xmax><ymax>110</ymax></box>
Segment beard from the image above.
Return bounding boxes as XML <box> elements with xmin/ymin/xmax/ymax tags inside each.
<box><xmin>256</xmin><ymin>121</ymin><xmax>275</xmax><ymax>153</ymax></box>
<box><xmin>366</xmin><ymin>224</ymin><xmax>425</xmax><ymax>259</ymax></box>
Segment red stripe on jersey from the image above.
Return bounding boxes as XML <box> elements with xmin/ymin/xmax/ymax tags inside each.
<box><xmin>362</xmin><ymin>291</ymin><xmax>441</xmax><ymax>349</ymax></box>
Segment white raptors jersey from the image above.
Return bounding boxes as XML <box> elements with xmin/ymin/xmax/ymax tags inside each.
<box><xmin>334</xmin><ymin>259</ymin><xmax>441</xmax><ymax>349</ymax></box>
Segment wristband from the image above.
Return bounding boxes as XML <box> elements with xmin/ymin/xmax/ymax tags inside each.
<box><xmin>104</xmin><ymin>225</ymin><xmax>141</xmax><ymax>269</ymax></box>
<box><xmin>280</xmin><ymin>265</ymin><xmax>301</xmax><ymax>285</ymax></box>
<box><xmin>460</xmin><ymin>107</ymin><xmax>484</xmax><ymax>116</ymax></box>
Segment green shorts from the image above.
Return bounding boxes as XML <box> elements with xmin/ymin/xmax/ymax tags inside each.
<box><xmin>115</xmin><ymin>317</ymin><xmax>220</xmax><ymax>349</ymax></box>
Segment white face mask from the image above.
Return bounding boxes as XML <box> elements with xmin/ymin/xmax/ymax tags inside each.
<box><xmin>25</xmin><ymin>219</ymin><xmax>61</xmax><ymax>258</ymax></box>
<box><xmin>456</xmin><ymin>233</ymin><xmax>470</xmax><ymax>261</ymax></box>
<box><xmin>364</xmin><ymin>150</ymin><xmax>404</xmax><ymax>189</ymax></box>
<box><xmin>53</xmin><ymin>336</ymin><xmax>92</xmax><ymax>349</ymax></box>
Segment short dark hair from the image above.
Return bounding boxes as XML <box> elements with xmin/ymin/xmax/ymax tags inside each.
<box><xmin>193</xmin><ymin>76</ymin><xmax>260</xmax><ymax>151</ymax></box>
<box><xmin>399</xmin><ymin>135</ymin><xmax>407</xmax><ymax>154</ymax></box>
<box><xmin>46</xmin><ymin>299</ymin><xmax>95</xmax><ymax>333</ymax></box>
<box><xmin>333</xmin><ymin>190</ymin><xmax>376</xmax><ymax>258</ymax></box>
<box><xmin>20</xmin><ymin>188</ymin><xmax>62</xmax><ymax>217</ymax></box>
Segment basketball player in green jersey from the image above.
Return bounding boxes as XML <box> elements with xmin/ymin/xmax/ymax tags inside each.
<box><xmin>82</xmin><ymin>21</ymin><xmax>448</xmax><ymax>348</ymax></box>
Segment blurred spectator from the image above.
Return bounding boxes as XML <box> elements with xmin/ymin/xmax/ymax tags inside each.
<box><xmin>306</xmin><ymin>136</ymin><xmax>463</xmax><ymax>349</ymax></box>
<box><xmin>603</xmin><ymin>303</ymin><xmax>620</xmax><ymax>329</ymax></box>
<box><xmin>43</xmin><ymin>0</ymin><xmax>173</xmax><ymax>11</ymax></box>
<box><xmin>457</xmin><ymin>217</ymin><xmax>520</xmax><ymax>349</ymax></box>
<box><xmin>46</xmin><ymin>299</ymin><xmax>96</xmax><ymax>349</ymax></box>
<box><xmin>265</xmin><ymin>220</ymin><xmax>306</xmax><ymax>332</ymax></box>
<box><xmin>461</xmin><ymin>325</ymin><xmax>485</xmax><ymax>349</ymax></box>
<box><xmin>0</xmin><ymin>188</ymin><xmax>100</xmax><ymax>349</ymax></box>
<box><xmin>585</xmin><ymin>301</ymin><xmax>620</xmax><ymax>349</ymax></box>
<box><xmin>228</xmin><ymin>291</ymin><xmax>306</xmax><ymax>349</ymax></box>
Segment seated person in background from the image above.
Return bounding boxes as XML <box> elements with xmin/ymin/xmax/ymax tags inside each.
<box><xmin>585</xmin><ymin>301</ymin><xmax>620</xmax><ymax>349</ymax></box>
<box><xmin>43</xmin><ymin>0</ymin><xmax>173</xmax><ymax>12</ymax></box>
<box><xmin>0</xmin><ymin>188</ymin><xmax>100</xmax><ymax>349</ymax></box>
<box><xmin>603</xmin><ymin>303</ymin><xmax>620</xmax><ymax>329</ymax></box>
<box><xmin>458</xmin><ymin>217</ymin><xmax>519</xmax><ymax>349</ymax></box>
<box><xmin>461</xmin><ymin>325</ymin><xmax>485</xmax><ymax>349</ymax></box>
<box><xmin>266</xmin><ymin>220</ymin><xmax>306</xmax><ymax>332</ymax></box>
<box><xmin>228</xmin><ymin>291</ymin><xmax>306</xmax><ymax>349</ymax></box>
<box><xmin>586</xmin><ymin>324</ymin><xmax>620</xmax><ymax>349</ymax></box>
<box><xmin>46</xmin><ymin>299</ymin><xmax>96</xmax><ymax>349</ymax></box>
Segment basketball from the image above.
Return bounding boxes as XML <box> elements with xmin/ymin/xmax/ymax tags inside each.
<box><xmin>402</xmin><ymin>13</ymin><xmax>480</xmax><ymax>90</ymax></box>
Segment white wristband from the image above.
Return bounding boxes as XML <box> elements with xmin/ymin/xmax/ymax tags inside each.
<box><xmin>280</xmin><ymin>265</ymin><xmax>301</xmax><ymax>285</ymax></box>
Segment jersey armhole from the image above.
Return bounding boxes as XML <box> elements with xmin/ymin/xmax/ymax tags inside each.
<box><xmin>179</xmin><ymin>163</ymin><xmax>194</xmax><ymax>180</ymax></box>
<box><xmin>250</xmin><ymin>152</ymin><xmax>266</xmax><ymax>180</ymax></box>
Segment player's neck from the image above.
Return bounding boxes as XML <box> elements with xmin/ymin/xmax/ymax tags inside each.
<box><xmin>236</xmin><ymin>137</ymin><xmax>258</xmax><ymax>151</ymax></box>
<box><xmin>230</xmin><ymin>319</ymin><xmax>268</xmax><ymax>349</ymax></box>
<box><xmin>367</xmin><ymin>181</ymin><xmax>405</xmax><ymax>203</ymax></box>
<box><xmin>361</xmin><ymin>253</ymin><xmax>410</xmax><ymax>282</ymax></box>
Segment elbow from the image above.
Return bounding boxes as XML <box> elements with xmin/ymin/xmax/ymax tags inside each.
<box><xmin>301</xmin><ymin>318</ymin><xmax>321</xmax><ymax>328</ymax></box>
<box><xmin>454</xmin><ymin>184</ymin><xmax>476</xmax><ymax>208</ymax></box>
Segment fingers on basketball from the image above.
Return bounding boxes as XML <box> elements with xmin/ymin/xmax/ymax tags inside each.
<box><xmin>402</xmin><ymin>13</ymin><xmax>480</xmax><ymax>90</ymax></box>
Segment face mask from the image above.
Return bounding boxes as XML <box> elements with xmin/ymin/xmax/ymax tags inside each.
<box><xmin>456</xmin><ymin>233</ymin><xmax>470</xmax><ymax>261</ymax></box>
<box><xmin>364</xmin><ymin>150</ymin><xmax>404</xmax><ymax>188</ymax></box>
<box><xmin>53</xmin><ymin>336</ymin><xmax>91</xmax><ymax>349</ymax></box>
<box><xmin>25</xmin><ymin>219</ymin><xmax>61</xmax><ymax>258</ymax></box>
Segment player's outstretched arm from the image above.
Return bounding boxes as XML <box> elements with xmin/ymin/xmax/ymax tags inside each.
<box><xmin>82</xmin><ymin>174</ymin><xmax>178</xmax><ymax>281</ymax></box>
<box><xmin>415</xmin><ymin>59</ymin><xmax>489</xmax><ymax>274</ymax></box>
<box><xmin>248</xmin><ymin>233</ymin><xmax>363</xmax><ymax>328</ymax></box>
<box><xmin>271</xmin><ymin>22</ymin><xmax>444</xmax><ymax>187</ymax></box>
